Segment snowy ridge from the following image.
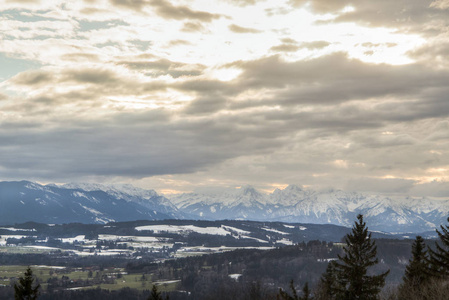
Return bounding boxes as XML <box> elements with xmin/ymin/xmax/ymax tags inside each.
<box><xmin>0</xmin><ymin>181</ymin><xmax>180</xmax><ymax>225</ymax></box>
<box><xmin>2</xmin><ymin>181</ymin><xmax>449</xmax><ymax>233</ymax></box>
<box><xmin>61</xmin><ymin>182</ymin><xmax>180</xmax><ymax>218</ymax></box>
<box><xmin>169</xmin><ymin>184</ymin><xmax>449</xmax><ymax>233</ymax></box>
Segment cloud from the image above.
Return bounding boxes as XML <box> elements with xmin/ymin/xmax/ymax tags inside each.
<box><xmin>63</xmin><ymin>68</ymin><xmax>120</xmax><ymax>84</ymax></box>
<box><xmin>11</xmin><ymin>70</ymin><xmax>54</xmax><ymax>86</ymax></box>
<box><xmin>117</xmin><ymin>58</ymin><xmax>205</xmax><ymax>78</ymax></box>
<box><xmin>289</xmin><ymin>0</ymin><xmax>449</xmax><ymax>35</ymax></box>
<box><xmin>108</xmin><ymin>0</ymin><xmax>224</xmax><ymax>21</ymax></box>
<box><xmin>181</xmin><ymin>21</ymin><xmax>207</xmax><ymax>32</ymax></box>
<box><xmin>0</xmin><ymin>108</ymin><xmax>282</xmax><ymax>181</ymax></box>
<box><xmin>0</xmin><ymin>93</ymin><xmax>8</xmax><ymax>101</ymax></box>
<box><xmin>224</xmin><ymin>53</ymin><xmax>449</xmax><ymax>107</ymax></box>
<box><xmin>270</xmin><ymin>43</ymin><xmax>299</xmax><ymax>52</ymax></box>
<box><xmin>299</xmin><ymin>40</ymin><xmax>330</xmax><ymax>50</ymax></box>
<box><xmin>166</xmin><ymin>39</ymin><xmax>192</xmax><ymax>47</ymax></box>
<box><xmin>183</xmin><ymin>96</ymin><xmax>228</xmax><ymax>114</ymax></box>
<box><xmin>345</xmin><ymin>177</ymin><xmax>416</xmax><ymax>194</ymax></box>
<box><xmin>270</xmin><ymin>39</ymin><xmax>331</xmax><ymax>53</ymax></box>
<box><xmin>430</xmin><ymin>0</ymin><xmax>449</xmax><ymax>10</ymax></box>
<box><xmin>224</xmin><ymin>0</ymin><xmax>260</xmax><ymax>6</ymax></box>
<box><xmin>1</xmin><ymin>0</ymin><xmax>448</xmax><ymax>195</ymax></box>
<box><xmin>228</xmin><ymin>24</ymin><xmax>262</xmax><ymax>33</ymax></box>
<box><xmin>410</xmin><ymin>181</ymin><xmax>449</xmax><ymax>197</ymax></box>
<box><xmin>407</xmin><ymin>38</ymin><xmax>449</xmax><ymax>67</ymax></box>
<box><xmin>150</xmin><ymin>0</ymin><xmax>223</xmax><ymax>21</ymax></box>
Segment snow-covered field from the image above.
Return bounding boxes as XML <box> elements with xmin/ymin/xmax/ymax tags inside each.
<box><xmin>135</xmin><ymin>225</ymin><xmax>230</xmax><ymax>236</ymax></box>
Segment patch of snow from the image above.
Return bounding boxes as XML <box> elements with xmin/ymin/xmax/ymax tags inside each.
<box><xmin>60</xmin><ymin>235</ymin><xmax>85</xmax><ymax>243</ymax></box>
<box><xmin>23</xmin><ymin>246</ymin><xmax>61</xmax><ymax>250</ymax></box>
<box><xmin>276</xmin><ymin>238</ymin><xmax>293</xmax><ymax>245</ymax></box>
<box><xmin>72</xmin><ymin>191</ymin><xmax>87</xmax><ymax>198</ymax></box>
<box><xmin>135</xmin><ymin>225</ymin><xmax>229</xmax><ymax>236</ymax></box>
<box><xmin>0</xmin><ymin>227</ymin><xmax>36</xmax><ymax>232</ymax></box>
<box><xmin>221</xmin><ymin>225</ymin><xmax>250</xmax><ymax>235</ymax></box>
<box><xmin>283</xmin><ymin>224</ymin><xmax>295</xmax><ymax>229</ymax></box>
<box><xmin>154</xmin><ymin>280</ymin><xmax>181</xmax><ymax>285</ymax></box>
<box><xmin>32</xmin><ymin>265</ymin><xmax>65</xmax><ymax>269</ymax></box>
<box><xmin>98</xmin><ymin>235</ymin><xmax>159</xmax><ymax>242</ymax></box>
<box><xmin>229</xmin><ymin>274</ymin><xmax>242</xmax><ymax>281</ymax></box>
<box><xmin>79</xmin><ymin>204</ymin><xmax>102</xmax><ymax>216</ymax></box>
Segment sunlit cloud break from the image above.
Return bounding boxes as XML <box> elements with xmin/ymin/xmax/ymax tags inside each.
<box><xmin>0</xmin><ymin>0</ymin><xmax>449</xmax><ymax>196</ymax></box>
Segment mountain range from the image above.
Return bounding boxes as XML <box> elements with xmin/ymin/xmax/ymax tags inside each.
<box><xmin>1</xmin><ymin>180</ymin><xmax>448</xmax><ymax>233</ymax></box>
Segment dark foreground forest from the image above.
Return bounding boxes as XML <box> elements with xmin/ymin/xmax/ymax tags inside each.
<box><xmin>5</xmin><ymin>216</ymin><xmax>449</xmax><ymax>300</ymax></box>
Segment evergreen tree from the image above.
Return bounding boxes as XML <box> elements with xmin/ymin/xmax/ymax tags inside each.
<box><xmin>149</xmin><ymin>284</ymin><xmax>163</xmax><ymax>300</ymax></box>
<box><xmin>332</xmin><ymin>214</ymin><xmax>389</xmax><ymax>300</ymax></box>
<box><xmin>319</xmin><ymin>261</ymin><xmax>338</xmax><ymax>299</ymax></box>
<box><xmin>403</xmin><ymin>236</ymin><xmax>429</xmax><ymax>287</ymax></box>
<box><xmin>14</xmin><ymin>267</ymin><xmax>40</xmax><ymax>300</ymax></box>
<box><xmin>148</xmin><ymin>284</ymin><xmax>169</xmax><ymax>300</ymax></box>
<box><xmin>278</xmin><ymin>280</ymin><xmax>313</xmax><ymax>300</ymax></box>
<box><xmin>302</xmin><ymin>282</ymin><xmax>312</xmax><ymax>300</ymax></box>
<box><xmin>429</xmin><ymin>217</ymin><xmax>449</xmax><ymax>277</ymax></box>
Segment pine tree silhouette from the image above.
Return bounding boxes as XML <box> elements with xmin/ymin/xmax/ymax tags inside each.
<box><xmin>429</xmin><ymin>217</ymin><xmax>449</xmax><ymax>277</ymax></box>
<box><xmin>14</xmin><ymin>267</ymin><xmax>40</xmax><ymax>300</ymax></box>
<box><xmin>319</xmin><ymin>261</ymin><xmax>338</xmax><ymax>299</ymax></box>
<box><xmin>148</xmin><ymin>284</ymin><xmax>169</xmax><ymax>300</ymax></box>
<box><xmin>332</xmin><ymin>214</ymin><xmax>389</xmax><ymax>300</ymax></box>
<box><xmin>403</xmin><ymin>236</ymin><xmax>429</xmax><ymax>286</ymax></box>
<box><xmin>278</xmin><ymin>280</ymin><xmax>313</xmax><ymax>300</ymax></box>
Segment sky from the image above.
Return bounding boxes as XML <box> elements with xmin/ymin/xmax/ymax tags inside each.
<box><xmin>0</xmin><ymin>0</ymin><xmax>448</xmax><ymax>196</ymax></box>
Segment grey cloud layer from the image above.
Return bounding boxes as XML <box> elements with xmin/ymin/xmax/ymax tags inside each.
<box><xmin>290</xmin><ymin>0</ymin><xmax>449</xmax><ymax>34</ymax></box>
<box><xmin>1</xmin><ymin>0</ymin><xmax>449</xmax><ymax>195</ymax></box>
<box><xmin>3</xmin><ymin>51</ymin><xmax>449</xmax><ymax>195</ymax></box>
<box><xmin>110</xmin><ymin>0</ymin><xmax>223</xmax><ymax>21</ymax></box>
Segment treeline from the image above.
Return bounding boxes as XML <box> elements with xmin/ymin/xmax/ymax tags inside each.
<box><xmin>9</xmin><ymin>216</ymin><xmax>449</xmax><ymax>299</ymax></box>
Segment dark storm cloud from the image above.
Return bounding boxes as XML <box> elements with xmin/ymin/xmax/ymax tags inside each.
<box><xmin>228</xmin><ymin>24</ymin><xmax>262</xmax><ymax>33</ymax></box>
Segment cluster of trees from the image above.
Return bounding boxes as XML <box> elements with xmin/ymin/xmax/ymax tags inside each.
<box><xmin>12</xmin><ymin>215</ymin><xmax>449</xmax><ymax>300</ymax></box>
<box><xmin>394</xmin><ymin>219</ymin><xmax>449</xmax><ymax>300</ymax></box>
<box><xmin>278</xmin><ymin>214</ymin><xmax>389</xmax><ymax>300</ymax></box>
<box><xmin>277</xmin><ymin>215</ymin><xmax>449</xmax><ymax>300</ymax></box>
